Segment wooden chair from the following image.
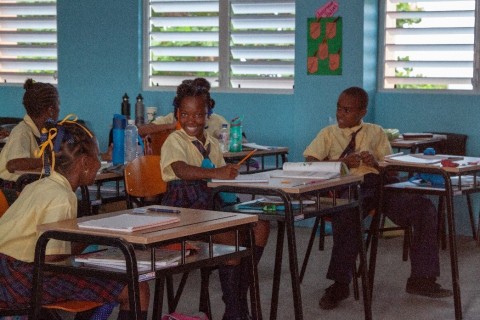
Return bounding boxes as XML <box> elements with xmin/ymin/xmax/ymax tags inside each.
<box><xmin>124</xmin><ymin>155</ymin><xmax>167</xmax><ymax>208</ymax></box>
<box><xmin>142</xmin><ymin>129</ymin><xmax>174</xmax><ymax>156</ymax></box>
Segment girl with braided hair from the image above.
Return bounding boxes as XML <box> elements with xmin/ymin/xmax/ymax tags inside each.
<box><xmin>0</xmin><ymin>78</ymin><xmax>60</xmax><ymax>187</ymax></box>
<box><xmin>160</xmin><ymin>78</ymin><xmax>269</xmax><ymax>320</ymax></box>
<box><xmin>0</xmin><ymin>119</ymin><xmax>150</xmax><ymax>320</ymax></box>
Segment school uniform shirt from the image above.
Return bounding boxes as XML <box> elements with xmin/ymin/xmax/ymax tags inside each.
<box><xmin>0</xmin><ymin>171</ymin><xmax>76</xmax><ymax>262</ymax></box>
<box><xmin>303</xmin><ymin>122</ymin><xmax>392</xmax><ymax>176</ymax></box>
<box><xmin>161</xmin><ymin>128</ymin><xmax>225</xmax><ymax>182</ymax></box>
<box><xmin>0</xmin><ymin>115</ymin><xmax>41</xmax><ymax>182</ymax></box>
<box><xmin>153</xmin><ymin>112</ymin><xmax>229</xmax><ymax>138</ymax></box>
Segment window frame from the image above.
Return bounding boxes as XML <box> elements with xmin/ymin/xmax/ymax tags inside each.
<box><xmin>377</xmin><ymin>0</ymin><xmax>480</xmax><ymax>94</ymax></box>
<box><xmin>0</xmin><ymin>0</ymin><xmax>58</xmax><ymax>86</ymax></box>
<box><xmin>142</xmin><ymin>0</ymin><xmax>295</xmax><ymax>94</ymax></box>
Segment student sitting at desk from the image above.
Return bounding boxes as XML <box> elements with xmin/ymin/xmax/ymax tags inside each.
<box><xmin>0</xmin><ymin>120</ymin><xmax>150</xmax><ymax>320</ymax></box>
<box><xmin>303</xmin><ymin>87</ymin><xmax>451</xmax><ymax>310</ymax></box>
<box><xmin>0</xmin><ymin>79</ymin><xmax>60</xmax><ymax>189</ymax></box>
<box><xmin>160</xmin><ymin>77</ymin><xmax>269</xmax><ymax>320</ymax></box>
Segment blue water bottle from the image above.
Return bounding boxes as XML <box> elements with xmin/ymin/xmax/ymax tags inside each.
<box><xmin>112</xmin><ymin>114</ymin><xmax>126</xmax><ymax>165</ymax></box>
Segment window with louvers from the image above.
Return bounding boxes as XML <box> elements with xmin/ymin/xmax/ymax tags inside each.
<box><xmin>144</xmin><ymin>0</ymin><xmax>295</xmax><ymax>93</ymax></box>
<box><xmin>379</xmin><ymin>0</ymin><xmax>480</xmax><ymax>91</ymax></box>
<box><xmin>0</xmin><ymin>0</ymin><xmax>57</xmax><ymax>85</ymax></box>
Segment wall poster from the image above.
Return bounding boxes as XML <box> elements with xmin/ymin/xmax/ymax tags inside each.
<box><xmin>307</xmin><ymin>17</ymin><xmax>342</xmax><ymax>75</ymax></box>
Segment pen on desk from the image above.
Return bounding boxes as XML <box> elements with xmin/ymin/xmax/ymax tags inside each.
<box><xmin>147</xmin><ymin>208</ymin><xmax>181</xmax><ymax>214</ymax></box>
<box><xmin>237</xmin><ymin>149</ymin><xmax>257</xmax><ymax>166</ymax></box>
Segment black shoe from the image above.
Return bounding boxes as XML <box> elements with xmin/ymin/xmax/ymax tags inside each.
<box><xmin>319</xmin><ymin>282</ymin><xmax>350</xmax><ymax>310</ymax></box>
<box><xmin>406</xmin><ymin>277</ymin><xmax>453</xmax><ymax>298</ymax></box>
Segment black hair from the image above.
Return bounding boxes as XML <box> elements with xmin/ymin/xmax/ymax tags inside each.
<box><xmin>172</xmin><ymin>77</ymin><xmax>215</xmax><ymax>119</ymax></box>
<box><xmin>340</xmin><ymin>87</ymin><xmax>369</xmax><ymax>109</ymax></box>
<box><xmin>38</xmin><ymin>120</ymin><xmax>96</xmax><ymax>176</ymax></box>
<box><xmin>22</xmin><ymin>78</ymin><xmax>59</xmax><ymax>118</ymax></box>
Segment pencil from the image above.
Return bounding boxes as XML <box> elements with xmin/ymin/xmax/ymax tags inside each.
<box><xmin>237</xmin><ymin>149</ymin><xmax>257</xmax><ymax>166</ymax></box>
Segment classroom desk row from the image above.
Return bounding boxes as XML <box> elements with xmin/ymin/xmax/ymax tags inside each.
<box><xmin>32</xmin><ymin>207</ymin><xmax>261</xmax><ymax>320</ymax></box>
<box><xmin>81</xmin><ymin>147</ymin><xmax>290</xmax><ymax>215</ymax></box>
<box><xmin>31</xmin><ymin>172</ymin><xmax>371</xmax><ymax>320</ymax></box>
<box><xmin>371</xmin><ymin>155</ymin><xmax>480</xmax><ymax>320</ymax></box>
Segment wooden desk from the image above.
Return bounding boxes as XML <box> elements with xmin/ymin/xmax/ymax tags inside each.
<box><xmin>373</xmin><ymin>157</ymin><xmax>480</xmax><ymax>320</ymax></box>
<box><xmin>390</xmin><ymin>134</ymin><xmax>445</xmax><ymax>153</ymax></box>
<box><xmin>223</xmin><ymin>147</ymin><xmax>289</xmax><ymax>172</ymax></box>
<box><xmin>208</xmin><ymin>174</ymin><xmax>371</xmax><ymax>320</ymax></box>
<box><xmin>32</xmin><ymin>207</ymin><xmax>261</xmax><ymax>320</ymax></box>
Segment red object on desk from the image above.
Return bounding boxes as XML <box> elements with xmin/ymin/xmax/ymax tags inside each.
<box><xmin>441</xmin><ymin>159</ymin><xmax>459</xmax><ymax>167</ymax></box>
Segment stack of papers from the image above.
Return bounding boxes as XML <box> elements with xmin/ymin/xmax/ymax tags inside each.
<box><xmin>74</xmin><ymin>247</ymin><xmax>191</xmax><ymax>271</ymax></box>
<box><xmin>385</xmin><ymin>154</ymin><xmax>463</xmax><ymax>165</ymax></box>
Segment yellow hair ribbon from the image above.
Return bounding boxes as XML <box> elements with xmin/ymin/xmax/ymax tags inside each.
<box><xmin>58</xmin><ymin>113</ymin><xmax>93</xmax><ymax>138</ymax></box>
<box><xmin>35</xmin><ymin>127</ymin><xmax>58</xmax><ymax>172</ymax></box>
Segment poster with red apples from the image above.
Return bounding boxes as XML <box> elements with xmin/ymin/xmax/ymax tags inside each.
<box><xmin>307</xmin><ymin>17</ymin><xmax>342</xmax><ymax>75</ymax></box>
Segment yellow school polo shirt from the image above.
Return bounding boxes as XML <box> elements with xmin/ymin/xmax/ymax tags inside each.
<box><xmin>0</xmin><ymin>171</ymin><xmax>76</xmax><ymax>262</ymax></box>
<box><xmin>160</xmin><ymin>129</ymin><xmax>226</xmax><ymax>182</ymax></box>
<box><xmin>303</xmin><ymin>122</ymin><xmax>392</xmax><ymax>176</ymax></box>
<box><xmin>0</xmin><ymin>115</ymin><xmax>41</xmax><ymax>182</ymax></box>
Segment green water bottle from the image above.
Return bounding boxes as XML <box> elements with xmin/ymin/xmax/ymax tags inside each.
<box><xmin>229</xmin><ymin>121</ymin><xmax>242</xmax><ymax>152</ymax></box>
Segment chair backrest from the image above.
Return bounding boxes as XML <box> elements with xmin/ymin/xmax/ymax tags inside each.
<box><xmin>124</xmin><ymin>155</ymin><xmax>167</xmax><ymax>208</ymax></box>
<box><xmin>143</xmin><ymin>129</ymin><xmax>173</xmax><ymax>156</ymax></box>
<box><xmin>0</xmin><ymin>189</ymin><xmax>9</xmax><ymax>217</ymax></box>
<box><xmin>429</xmin><ymin>132</ymin><xmax>468</xmax><ymax>156</ymax></box>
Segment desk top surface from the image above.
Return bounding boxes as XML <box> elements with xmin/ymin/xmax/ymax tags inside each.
<box><xmin>381</xmin><ymin>155</ymin><xmax>480</xmax><ymax>174</ymax></box>
<box><xmin>390</xmin><ymin>134</ymin><xmax>445</xmax><ymax>148</ymax></box>
<box><xmin>208</xmin><ymin>173</ymin><xmax>362</xmax><ymax>194</ymax></box>
<box><xmin>38</xmin><ymin>206</ymin><xmax>258</xmax><ymax>245</ymax></box>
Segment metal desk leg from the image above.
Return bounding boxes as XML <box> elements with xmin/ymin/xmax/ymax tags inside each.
<box><xmin>355</xmin><ymin>203</ymin><xmax>372</xmax><ymax>320</ymax></box>
<box><xmin>465</xmin><ymin>193</ymin><xmax>477</xmax><ymax>240</ymax></box>
<box><xmin>269</xmin><ymin>221</ymin><xmax>285</xmax><ymax>320</ymax></box>
<box><xmin>247</xmin><ymin>225</ymin><xmax>262</xmax><ymax>320</ymax></box>
<box><xmin>445</xmin><ymin>192</ymin><xmax>462</xmax><ymax>320</ymax></box>
<box><xmin>285</xmin><ymin>209</ymin><xmax>303</xmax><ymax>320</ymax></box>
<box><xmin>152</xmin><ymin>276</ymin><xmax>165</xmax><ymax>320</ymax></box>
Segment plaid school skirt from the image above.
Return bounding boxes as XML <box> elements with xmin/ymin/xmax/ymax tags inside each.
<box><xmin>162</xmin><ymin>180</ymin><xmax>211</xmax><ymax>210</ymax></box>
<box><xmin>0</xmin><ymin>253</ymin><xmax>124</xmax><ymax>309</ymax></box>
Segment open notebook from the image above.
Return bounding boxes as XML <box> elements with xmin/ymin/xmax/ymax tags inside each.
<box><xmin>77</xmin><ymin>213</ymin><xmax>180</xmax><ymax>233</ymax></box>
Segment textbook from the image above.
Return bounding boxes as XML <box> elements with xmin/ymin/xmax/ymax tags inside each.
<box><xmin>77</xmin><ymin>213</ymin><xmax>180</xmax><ymax>233</ymax></box>
<box><xmin>74</xmin><ymin>247</ymin><xmax>192</xmax><ymax>271</ymax></box>
<box><xmin>269</xmin><ymin>162</ymin><xmax>348</xmax><ymax>180</ymax></box>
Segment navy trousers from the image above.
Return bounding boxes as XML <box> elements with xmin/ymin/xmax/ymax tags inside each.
<box><xmin>326</xmin><ymin>174</ymin><xmax>440</xmax><ymax>284</ymax></box>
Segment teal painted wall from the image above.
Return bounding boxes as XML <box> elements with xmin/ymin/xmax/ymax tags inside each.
<box><xmin>1</xmin><ymin>0</ymin><xmax>478</xmax><ymax>234</ymax></box>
